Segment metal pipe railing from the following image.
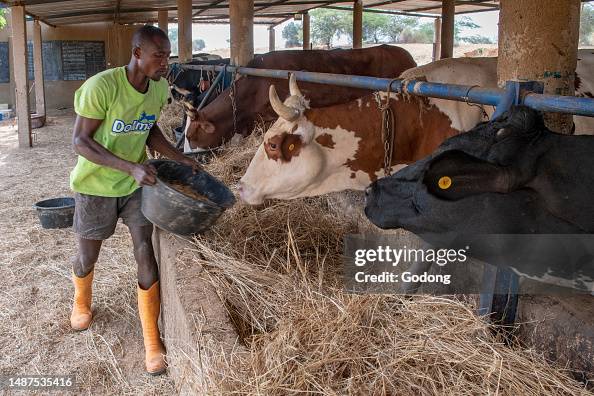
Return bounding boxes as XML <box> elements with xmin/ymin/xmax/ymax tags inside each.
<box><xmin>180</xmin><ymin>63</ymin><xmax>594</xmax><ymax>118</ymax></box>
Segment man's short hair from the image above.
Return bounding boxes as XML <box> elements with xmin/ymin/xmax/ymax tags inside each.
<box><xmin>132</xmin><ymin>25</ymin><xmax>169</xmax><ymax>49</ymax></box>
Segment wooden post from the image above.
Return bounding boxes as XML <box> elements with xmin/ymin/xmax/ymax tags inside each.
<box><xmin>268</xmin><ymin>26</ymin><xmax>275</xmax><ymax>52</ymax></box>
<box><xmin>433</xmin><ymin>17</ymin><xmax>442</xmax><ymax>62</ymax></box>
<box><xmin>11</xmin><ymin>5</ymin><xmax>32</xmax><ymax>148</ymax></box>
<box><xmin>32</xmin><ymin>20</ymin><xmax>46</xmax><ymax>117</ymax></box>
<box><xmin>440</xmin><ymin>0</ymin><xmax>455</xmax><ymax>59</ymax></box>
<box><xmin>302</xmin><ymin>12</ymin><xmax>310</xmax><ymax>50</ymax></box>
<box><xmin>498</xmin><ymin>0</ymin><xmax>580</xmax><ymax>133</ymax></box>
<box><xmin>229</xmin><ymin>0</ymin><xmax>254</xmax><ymax>66</ymax></box>
<box><xmin>158</xmin><ymin>10</ymin><xmax>168</xmax><ymax>35</ymax></box>
<box><xmin>353</xmin><ymin>0</ymin><xmax>363</xmax><ymax>49</ymax></box>
<box><xmin>177</xmin><ymin>0</ymin><xmax>192</xmax><ymax>62</ymax></box>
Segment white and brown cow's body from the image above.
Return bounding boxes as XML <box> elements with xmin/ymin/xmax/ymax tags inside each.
<box><xmin>239</xmin><ymin>54</ymin><xmax>594</xmax><ymax>205</ymax></box>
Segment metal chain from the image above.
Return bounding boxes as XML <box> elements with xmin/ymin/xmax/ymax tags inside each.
<box><xmin>198</xmin><ymin>67</ymin><xmax>204</xmax><ymax>92</ymax></box>
<box><xmin>378</xmin><ymin>78</ymin><xmax>399</xmax><ymax>177</ymax></box>
<box><xmin>462</xmin><ymin>84</ymin><xmax>489</xmax><ymax>120</ymax></box>
<box><xmin>229</xmin><ymin>70</ymin><xmax>238</xmax><ymax>136</ymax></box>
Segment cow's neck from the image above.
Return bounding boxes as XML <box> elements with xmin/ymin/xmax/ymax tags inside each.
<box><xmin>305</xmin><ymin>93</ymin><xmax>460</xmax><ymax>191</ymax></box>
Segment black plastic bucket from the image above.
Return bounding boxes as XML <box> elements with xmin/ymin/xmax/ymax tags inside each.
<box><xmin>141</xmin><ymin>160</ymin><xmax>235</xmax><ymax>236</ymax></box>
<box><xmin>33</xmin><ymin>197</ymin><xmax>75</xmax><ymax>229</ymax></box>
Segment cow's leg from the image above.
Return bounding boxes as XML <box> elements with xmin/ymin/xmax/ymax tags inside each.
<box><xmin>128</xmin><ymin>224</ymin><xmax>166</xmax><ymax>375</ymax></box>
<box><xmin>70</xmin><ymin>237</ymin><xmax>102</xmax><ymax>330</ymax></box>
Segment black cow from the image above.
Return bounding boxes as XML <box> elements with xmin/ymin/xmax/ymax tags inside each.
<box><xmin>364</xmin><ymin>107</ymin><xmax>594</xmax><ymax>292</ymax></box>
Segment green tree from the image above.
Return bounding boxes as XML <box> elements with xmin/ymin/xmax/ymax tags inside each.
<box><xmin>192</xmin><ymin>38</ymin><xmax>206</xmax><ymax>52</ymax></box>
<box><xmin>381</xmin><ymin>16</ymin><xmax>418</xmax><ymax>43</ymax></box>
<box><xmin>282</xmin><ymin>21</ymin><xmax>302</xmax><ymax>47</ymax></box>
<box><xmin>0</xmin><ymin>8</ymin><xmax>6</xmax><ymax>30</ymax></box>
<box><xmin>362</xmin><ymin>13</ymin><xmax>390</xmax><ymax>44</ymax></box>
<box><xmin>310</xmin><ymin>9</ymin><xmax>349</xmax><ymax>49</ymax></box>
<box><xmin>454</xmin><ymin>16</ymin><xmax>480</xmax><ymax>41</ymax></box>
<box><xmin>460</xmin><ymin>35</ymin><xmax>494</xmax><ymax>44</ymax></box>
<box><xmin>580</xmin><ymin>3</ymin><xmax>594</xmax><ymax>45</ymax></box>
<box><xmin>454</xmin><ymin>16</ymin><xmax>494</xmax><ymax>45</ymax></box>
<box><xmin>398</xmin><ymin>22</ymin><xmax>434</xmax><ymax>44</ymax></box>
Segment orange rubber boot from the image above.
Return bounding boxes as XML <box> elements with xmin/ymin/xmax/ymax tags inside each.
<box><xmin>70</xmin><ymin>271</ymin><xmax>94</xmax><ymax>331</ymax></box>
<box><xmin>138</xmin><ymin>282</ymin><xmax>167</xmax><ymax>375</ymax></box>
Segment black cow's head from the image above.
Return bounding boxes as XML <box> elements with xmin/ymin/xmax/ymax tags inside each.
<box><xmin>364</xmin><ymin>106</ymin><xmax>575</xmax><ymax>234</ymax></box>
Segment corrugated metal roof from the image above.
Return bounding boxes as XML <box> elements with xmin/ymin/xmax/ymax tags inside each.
<box><xmin>0</xmin><ymin>0</ymin><xmax>501</xmax><ymax>27</ymax></box>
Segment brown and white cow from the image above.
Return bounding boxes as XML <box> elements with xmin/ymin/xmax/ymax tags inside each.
<box><xmin>239</xmin><ymin>54</ymin><xmax>594</xmax><ymax>205</ymax></box>
<box><xmin>238</xmin><ymin>57</ymin><xmax>499</xmax><ymax>205</ymax></box>
<box><xmin>238</xmin><ymin>74</ymin><xmax>468</xmax><ymax>205</ymax></box>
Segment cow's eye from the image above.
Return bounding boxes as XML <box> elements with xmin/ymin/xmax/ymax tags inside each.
<box><xmin>269</xmin><ymin>143</ymin><xmax>277</xmax><ymax>149</ymax></box>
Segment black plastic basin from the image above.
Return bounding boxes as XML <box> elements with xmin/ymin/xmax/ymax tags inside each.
<box><xmin>141</xmin><ymin>160</ymin><xmax>235</xmax><ymax>236</ymax></box>
<box><xmin>33</xmin><ymin>197</ymin><xmax>75</xmax><ymax>229</ymax></box>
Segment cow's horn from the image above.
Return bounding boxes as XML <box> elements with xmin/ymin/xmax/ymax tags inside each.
<box><xmin>269</xmin><ymin>85</ymin><xmax>299</xmax><ymax>121</ymax></box>
<box><xmin>289</xmin><ymin>73</ymin><xmax>303</xmax><ymax>97</ymax></box>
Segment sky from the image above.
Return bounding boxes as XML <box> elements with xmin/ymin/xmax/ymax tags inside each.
<box><xmin>178</xmin><ymin>10</ymin><xmax>500</xmax><ymax>52</ymax></box>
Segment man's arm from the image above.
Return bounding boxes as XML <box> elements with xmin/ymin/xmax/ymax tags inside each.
<box><xmin>146</xmin><ymin>124</ymin><xmax>202</xmax><ymax>170</ymax></box>
<box><xmin>72</xmin><ymin>115</ymin><xmax>157</xmax><ymax>185</ymax></box>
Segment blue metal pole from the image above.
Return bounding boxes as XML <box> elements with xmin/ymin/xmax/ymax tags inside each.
<box><xmin>181</xmin><ymin>64</ymin><xmax>594</xmax><ymax>118</ymax></box>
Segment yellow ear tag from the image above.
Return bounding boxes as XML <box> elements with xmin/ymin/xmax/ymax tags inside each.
<box><xmin>288</xmin><ymin>143</ymin><xmax>295</xmax><ymax>151</ymax></box>
<box><xmin>438</xmin><ymin>176</ymin><xmax>452</xmax><ymax>190</ymax></box>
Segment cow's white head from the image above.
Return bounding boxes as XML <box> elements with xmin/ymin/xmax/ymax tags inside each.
<box><xmin>239</xmin><ymin>74</ymin><xmax>335</xmax><ymax>205</ymax></box>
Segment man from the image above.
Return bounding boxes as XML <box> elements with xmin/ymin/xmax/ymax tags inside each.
<box><xmin>69</xmin><ymin>25</ymin><xmax>196</xmax><ymax>375</ymax></box>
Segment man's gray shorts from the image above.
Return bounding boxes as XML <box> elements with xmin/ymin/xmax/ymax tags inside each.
<box><xmin>73</xmin><ymin>188</ymin><xmax>152</xmax><ymax>240</ymax></box>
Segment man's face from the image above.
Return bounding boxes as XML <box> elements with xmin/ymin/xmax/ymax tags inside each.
<box><xmin>136</xmin><ymin>36</ymin><xmax>171</xmax><ymax>81</ymax></box>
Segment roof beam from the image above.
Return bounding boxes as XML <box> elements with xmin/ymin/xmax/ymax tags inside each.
<box><xmin>0</xmin><ymin>1</ymin><xmax>57</xmax><ymax>27</ymax></box>
<box><xmin>193</xmin><ymin>0</ymin><xmax>226</xmax><ymax>17</ymax></box>
<box><xmin>255</xmin><ymin>0</ymin><xmax>291</xmax><ymax>12</ymax></box>
<box><xmin>409</xmin><ymin>1</ymin><xmax>499</xmax><ymax>13</ymax></box>
<box><xmin>271</xmin><ymin>15</ymin><xmax>292</xmax><ymax>27</ymax></box>
<box><xmin>1</xmin><ymin>0</ymin><xmax>79</xmax><ymax>4</ymax></box>
<box><xmin>323</xmin><ymin>5</ymin><xmax>437</xmax><ymax>18</ymax></box>
<box><xmin>43</xmin><ymin>1</ymin><xmax>337</xmax><ymax>20</ymax></box>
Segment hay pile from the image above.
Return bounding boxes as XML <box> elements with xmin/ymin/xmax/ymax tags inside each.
<box><xmin>158</xmin><ymin>101</ymin><xmax>185</xmax><ymax>144</ymax></box>
<box><xmin>178</xmin><ymin>130</ymin><xmax>592</xmax><ymax>395</ymax></box>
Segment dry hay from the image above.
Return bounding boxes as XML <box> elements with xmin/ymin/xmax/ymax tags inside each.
<box><xmin>175</xmin><ymin>129</ymin><xmax>592</xmax><ymax>395</ymax></box>
<box><xmin>0</xmin><ymin>113</ymin><xmax>175</xmax><ymax>395</ymax></box>
<box><xmin>158</xmin><ymin>100</ymin><xmax>185</xmax><ymax>144</ymax></box>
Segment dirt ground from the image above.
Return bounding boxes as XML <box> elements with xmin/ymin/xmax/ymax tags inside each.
<box><xmin>0</xmin><ymin>111</ymin><xmax>175</xmax><ymax>394</ymax></box>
